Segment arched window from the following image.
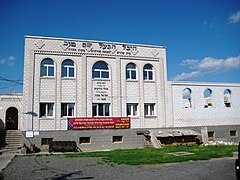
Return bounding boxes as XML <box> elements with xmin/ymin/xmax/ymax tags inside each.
<box><xmin>204</xmin><ymin>89</ymin><xmax>213</xmax><ymax>108</ymax></box>
<box><xmin>224</xmin><ymin>89</ymin><xmax>231</xmax><ymax>107</ymax></box>
<box><xmin>183</xmin><ymin>88</ymin><xmax>192</xmax><ymax>108</ymax></box>
<box><xmin>92</xmin><ymin>61</ymin><xmax>109</xmax><ymax>79</ymax></box>
<box><xmin>62</xmin><ymin>59</ymin><xmax>75</xmax><ymax>78</ymax></box>
<box><xmin>143</xmin><ymin>64</ymin><xmax>153</xmax><ymax>80</ymax></box>
<box><xmin>126</xmin><ymin>63</ymin><xmax>137</xmax><ymax>80</ymax></box>
<box><xmin>40</xmin><ymin>58</ymin><xmax>54</xmax><ymax>77</ymax></box>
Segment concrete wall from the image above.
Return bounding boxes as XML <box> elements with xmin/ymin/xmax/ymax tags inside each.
<box><xmin>21</xmin><ymin>125</ymin><xmax>240</xmax><ymax>152</ymax></box>
<box><xmin>22</xmin><ymin>129</ymin><xmax>145</xmax><ymax>152</ymax></box>
<box><xmin>166</xmin><ymin>81</ymin><xmax>240</xmax><ymax>127</ymax></box>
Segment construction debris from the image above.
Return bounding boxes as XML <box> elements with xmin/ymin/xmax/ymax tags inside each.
<box><xmin>204</xmin><ymin>141</ymin><xmax>238</xmax><ymax>146</ymax></box>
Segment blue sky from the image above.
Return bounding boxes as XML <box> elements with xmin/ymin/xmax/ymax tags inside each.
<box><xmin>0</xmin><ymin>0</ymin><xmax>240</xmax><ymax>93</ymax></box>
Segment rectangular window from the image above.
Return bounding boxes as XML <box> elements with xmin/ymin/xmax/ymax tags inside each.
<box><xmin>40</xmin><ymin>66</ymin><xmax>47</xmax><ymax>77</ymax></box>
<box><xmin>143</xmin><ymin>71</ymin><xmax>148</xmax><ymax>80</ymax></box>
<box><xmin>92</xmin><ymin>103</ymin><xmax>110</xmax><ymax>117</ymax></box>
<box><xmin>102</xmin><ymin>71</ymin><xmax>109</xmax><ymax>78</ymax></box>
<box><xmin>41</xmin><ymin>138</ymin><xmax>53</xmax><ymax>145</ymax></box>
<box><xmin>48</xmin><ymin>66</ymin><xmax>54</xmax><ymax>76</ymax></box>
<box><xmin>61</xmin><ymin>103</ymin><xmax>75</xmax><ymax>117</ymax></box>
<box><xmin>40</xmin><ymin>103</ymin><xmax>54</xmax><ymax>117</ymax></box>
<box><xmin>230</xmin><ymin>130</ymin><xmax>237</xmax><ymax>137</ymax></box>
<box><xmin>69</xmin><ymin>68</ymin><xmax>74</xmax><ymax>77</ymax></box>
<box><xmin>92</xmin><ymin>71</ymin><xmax>100</xmax><ymax>78</ymax></box>
<box><xmin>79</xmin><ymin>137</ymin><xmax>91</xmax><ymax>144</ymax></box>
<box><xmin>144</xmin><ymin>103</ymin><xmax>155</xmax><ymax>116</ymax></box>
<box><xmin>208</xmin><ymin>131</ymin><xmax>215</xmax><ymax>138</ymax></box>
<box><xmin>113</xmin><ymin>136</ymin><xmax>123</xmax><ymax>143</ymax></box>
<box><xmin>127</xmin><ymin>103</ymin><xmax>138</xmax><ymax>116</ymax></box>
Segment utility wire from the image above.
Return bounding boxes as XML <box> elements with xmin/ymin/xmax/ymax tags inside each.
<box><xmin>0</xmin><ymin>76</ymin><xmax>23</xmax><ymax>85</ymax></box>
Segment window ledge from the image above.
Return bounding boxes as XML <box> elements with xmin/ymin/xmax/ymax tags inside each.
<box><xmin>128</xmin><ymin>116</ymin><xmax>139</xmax><ymax>119</ymax></box>
<box><xmin>143</xmin><ymin>80</ymin><xmax>155</xmax><ymax>83</ymax></box>
<box><xmin>39</xmin><ymin>117</ymin><xmax>55</xmax><ymax>120</ymax></box>
<box><xmin>126</xmin><ymin>79</ymin><xmax>138</xmax><ymax>82</ymax></box>
<box><xmin>61</xmin><ymin>117</ymin><xmax>75</xmax><ymax>119</ymax></box>
<box><xmin>61</xmin><ymin>77</ymin><xmax>76</xmax><ymax>80</ymax></box>
<box><xmin>144</xmin><ymin>115</ymin><xmax>157</xmax><ymax>118</ymax></box>
<box><xmin>40</xmin><ymin>77</ymin><xmax>55</xmax><ymax>79</ymax></box>
<box><xmin>92</xmin><ymin>78</ymin><xmax>110</xmax><ymax>81</ymax></box>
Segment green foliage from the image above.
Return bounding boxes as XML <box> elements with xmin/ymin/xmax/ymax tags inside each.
<box><xmin>64</xmin><ymin>145</ymin><xmax>237</xmax><ymax>165</ymax></box>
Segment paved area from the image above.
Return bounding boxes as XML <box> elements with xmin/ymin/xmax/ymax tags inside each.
<box><xmin>0</xmin><ymin>155</ymin><xmax>237</xmax><ymax>180</ymax></box>
<box><xmin>0</xmin><ymin>152</ymin><xmax>15</xmax><ymax>180</ymax></box>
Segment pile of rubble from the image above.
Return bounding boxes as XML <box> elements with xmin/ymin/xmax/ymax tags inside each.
<box><xmin>204</xmin><ymin>141</ymin><xmax>238</xmax><ymax>146</ymax></box>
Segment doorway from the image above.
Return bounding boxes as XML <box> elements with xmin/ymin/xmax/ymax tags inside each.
<box><xmin>6</xmin><ymin>107</ymin><xmax>18</xmax><ymax>130</ymax></box>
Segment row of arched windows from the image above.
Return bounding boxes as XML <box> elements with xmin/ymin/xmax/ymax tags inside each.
<box><xmin>182</xmin><ymin>88</ymin><xmax>232</xmax><ymax>108</ymax></box>
<box><xmin>40</xmin><ymin>58</ymin><xmax>155</xmax><ymax>80</ymax></box>
<box><xmin>41</xmin><ymin>58</ymin><xmax>75</xmax><ymax>78</ymax></box>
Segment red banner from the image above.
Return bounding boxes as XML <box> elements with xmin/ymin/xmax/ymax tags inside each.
<box><xmin>68</xmin><ymin>117</ymin><xmax>130</xmax><ymax>130</ymax></box>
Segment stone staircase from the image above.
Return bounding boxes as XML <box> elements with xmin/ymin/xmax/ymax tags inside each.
<box><xmin>149</xmin><ymin>130</ymin><xmax>162</xmax><ymax>148</ymax></box>
<box><xmin>143</xmin><ymin>130</ymin><xmax>162</xmax><ymax>148</ymax></box>
<box><xmin>5</xmin><ymin>130</ymin><xmax>23</xmax><ymax>151</ymax></box>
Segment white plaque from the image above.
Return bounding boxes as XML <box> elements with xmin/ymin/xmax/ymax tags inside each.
<box><xmin>26</xmin><ymin>131</ymin><xmax>34</xmax><ymax>138</ymax></box>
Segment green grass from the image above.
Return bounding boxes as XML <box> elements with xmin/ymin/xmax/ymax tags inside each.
<box><xmin>64</xmin><ymin>145</ymin><xmax>237</xmax><ymax>165</ymax></box>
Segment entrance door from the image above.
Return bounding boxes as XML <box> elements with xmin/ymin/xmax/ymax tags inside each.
<box><xmin>6</xmin><ymin>107</ymin><xmax>18</xmax><ymax>130</ymax></box>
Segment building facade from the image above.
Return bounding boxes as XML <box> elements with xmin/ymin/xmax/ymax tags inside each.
<box><xmin>22</xmin><ymin>36</ymin><xmax>168</xmax><ymax>132</ymax></box>
<box><xmin>0</xmin><ymin>36</ymin><xmax>240</xmax><ymax>151</ymax></box>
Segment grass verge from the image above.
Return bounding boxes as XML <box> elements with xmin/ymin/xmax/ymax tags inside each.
<box><xmin>64</xmin><ymin>145</ymin><xmax>237</xmax><ymax>165</ymax></box>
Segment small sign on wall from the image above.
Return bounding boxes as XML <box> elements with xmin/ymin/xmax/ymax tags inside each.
<box><xmin>26</xmin><ymin>131</ymin><xmax>34</xmax><ymax>138</ymax></box>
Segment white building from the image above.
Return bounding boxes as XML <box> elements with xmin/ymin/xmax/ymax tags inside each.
<box><xmin>0</xmin><ymin>36</ymin><xmax>239</xmax><ymax>151</ymax></box>
<box><xmin>22</xmin><ymin>36</ymin><xmax>168</xmax><ymax>131</ymax></box>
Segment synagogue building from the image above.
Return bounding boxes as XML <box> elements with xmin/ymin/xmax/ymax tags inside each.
<box><xmin>0</xmin><ymin>36</ymin><xmax>239</xmax><ymax>151</ymax></box>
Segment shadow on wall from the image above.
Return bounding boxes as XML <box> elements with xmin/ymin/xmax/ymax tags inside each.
<box><xmin>0</xmin><ymin>119</ymin><xmax>6</xmax><ymax>148</ymax></box>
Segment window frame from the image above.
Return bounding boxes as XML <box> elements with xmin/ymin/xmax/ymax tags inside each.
<box><xmin>204</xmin><ymin>88</ymin><xmax>213</xmax><ymax>108</ymax></box>
<box><xmin>79</xmin><ymin>137</ymin><xmax>91</xmax><ymax>144</ymax></box>
<box><xmin>230</xmin><ymin>130</ymin><xmax>237</xmax><ymax>137</ymax></box>
<box><xmin>62</xmin><ymin>59</ymin><xmax>75</xmax><ymax>78</ymax></box>
<box><xmin>39</xmin><ymin>103</ymin><xmax>54</xmax><ymax>118</ymax></box>
<box><xmin>127</xmin><ymin>103</ymin><xmax>138</xmax><ymax>117</ymax></box>
<box><xmin>224</xmin><ymin>89</ymin><xmax>231</xmax><ymax>108</ymax></box>
<box><xmin>40</xmin><ymin>58</ymin><xmax>55</xmax><ymax>77</ymax></box>
<box><xmin>92</xmin><ymin>103</ymin><xmax>110</xmax><ymax>117</ymax></box>
<box><xmin>183</xmin><ymin>88</ymin><xmax>192</xmax><ymax>108</ymax></box>
<box><xmin>112</xmin><ymin>136</ymin><xmax>123</xmax><ymax>143</ymax></box>
<box><xmin>208</xmin><ymin>131</ymin><xmax>215</xmax><ymax>138</ymax></box>
<box><xmin>61</xmin><ymin>103</ymin><xmax>75</xmax><ymax>117</ymax></box>
<box><xmin>126</xmin><ymin>63</ymin><xmax>137</xmax><ymax>80</ymax></box>
<box><xmin>143</xmin><ymin>64</ymin><xmax>154</xmax><ymax>81</ymax></box>
<box><xmin>92</xmin><ymin>61</ymin><xmax>110</xmax><ymax>79</ymax></box>
<box><xmin>144</xmin><ymin>103</ymin><xmax>156</xmax><ymax>117</ymax></box>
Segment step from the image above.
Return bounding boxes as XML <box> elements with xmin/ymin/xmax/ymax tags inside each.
<box><xmin>5</xmin><ymin>130</ymin><xmax>23</xmax><ymax>149</ymax></box>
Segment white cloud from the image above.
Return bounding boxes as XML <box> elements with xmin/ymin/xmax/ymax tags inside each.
<box><xmin>228</xmin><ymin>11</ymin><xmax>240</xmax><ymax>24</ymax></box>
<box><xmin>0</xmin><ymin>56</ymin><xmax>17</xmax><ymax>66</ymax></box>
<box><xmin>172</xmin><ymin>71</ymin><xmax>201</xmax><ymax>81</ymax></box>
<box><xmin>173</xmin><ymin>55</ymin><xmax>240</xmax><ymax>81</ymax></box>
<box><xmin>8</xmin><ymin>56</ymin><xmax>16</xmax><ymax>61</ymax></box>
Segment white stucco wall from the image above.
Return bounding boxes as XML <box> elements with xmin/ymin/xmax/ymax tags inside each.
<box><xmin>166</xmin><ymin>81</ymin><xmax>240</xmax><ymax>127</ymax></box>
<box><xmin>0</xmin><ymin>94</ymin><xmax>23</xmax><ymax>130</ymax></box>
<box><xmin>23</xmin><ymin>36</ymin><xmax>167</xmax><ymax>131</ymax></box>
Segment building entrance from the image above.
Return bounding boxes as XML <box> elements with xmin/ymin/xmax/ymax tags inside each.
<box><xmin>6</xmin><ymin>107</ymin><xmax>18</xmax><ymax>130</ymax></box>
